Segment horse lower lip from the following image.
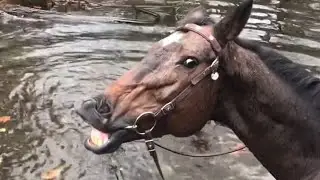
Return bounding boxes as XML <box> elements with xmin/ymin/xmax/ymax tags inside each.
<box><xmin>83</xmin><ymin>130</ymin><xmax>127</xmax><ymax>154</ymax></box>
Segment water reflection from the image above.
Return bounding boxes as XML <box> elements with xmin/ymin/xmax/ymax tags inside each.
<box><xmin>1</xmin><ymin>0</ymin><xmax>320</xmax><ymax>179</ymax></box>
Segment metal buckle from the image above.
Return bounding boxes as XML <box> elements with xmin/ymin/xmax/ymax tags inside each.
<box><xmin>124</xmin><ymin>125</ymin><xmax>138</xmax><ymax>130</ymax></box>
<box><xmin>160</xmin><ymin>102</ymin><xmax>175</xmax><ymax>115</ymax></box>
<box><xmin>210</xmin><ymin>57</ymin><xmax>219</xmax><ymax>70</ymax></box>
<box><xmin>210</xmin><ymin>57</ymin><xmax>219</xmax><ymax>81</ymax></box>
<box><xmin>145</xmin><ymin>139</ymin><xmax>156</xmax><ymax>152</ymax></box>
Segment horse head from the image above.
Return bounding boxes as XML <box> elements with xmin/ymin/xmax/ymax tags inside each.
<box><xmin>76</xmin><ymin>0</ymin><xmax>253</xmax><ymax>154</ymax></box>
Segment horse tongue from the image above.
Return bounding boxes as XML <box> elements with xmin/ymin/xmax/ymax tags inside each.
<box><xmin>90</xmin><ymin>128</ymin><xmax>109</xmax><ymax>146</ymax></box>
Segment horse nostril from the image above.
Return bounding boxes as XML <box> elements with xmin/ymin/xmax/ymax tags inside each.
<box><xmin>93</xmin><ymin>94</ymin><xmax>113</xmax><ymax>120</ymax></box>
<box><xmin>75</xmin><ymin>94</ymin><xmax>113</xmax><ymax>128</ymax></box>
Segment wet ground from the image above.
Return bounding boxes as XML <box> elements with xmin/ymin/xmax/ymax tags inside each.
<box><xmin>1</xmin><ymin>0</ymin><xmax>320</xmax><ymax>179</ymax></box>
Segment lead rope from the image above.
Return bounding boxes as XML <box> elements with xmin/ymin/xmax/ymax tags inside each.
<box><xmin>141</xmin><ymin>124</ymin><xmax>246</xmax><ymax>180</ymax></box>
<box><xmin>143</xmin><ymin>133</ymin><xmax>246</xmax><ymax>180</ymax></box>
<box><xmin>142</xmin><ymin>127</ymin><xmax>246</xmax><ymax>180</ymax></box>
<box><xmin>145</xmin><ymin>130</ymin><xmax>166</xmax><ymax>180</ymax></box>
<box><xmin>154</xmin><ymin>141</ymin><xmax>246</xmax><ymax>158</ymax></box>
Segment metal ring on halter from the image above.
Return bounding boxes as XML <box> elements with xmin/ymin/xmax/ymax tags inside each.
<box><xmin>133</xmin><ymin>112</ymin><xmax>157</xmax><ymax>135</ymax></box>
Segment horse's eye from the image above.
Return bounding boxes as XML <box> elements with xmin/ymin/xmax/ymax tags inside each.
<box><xmin>183</xmin><ymin>58</ymin><xmax>199</xmax><ymax>69</ymax></box>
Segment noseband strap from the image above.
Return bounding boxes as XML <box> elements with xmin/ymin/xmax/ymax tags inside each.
<box><xmin>124</xmin><ymin>23</ymin><xmax>222</xmax><ymax>180</ymax></box>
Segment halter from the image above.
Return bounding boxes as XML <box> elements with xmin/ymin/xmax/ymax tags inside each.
<box><xmin>125</xmin><ymin>23</ymin><xmax>222</xmax><ymax>180</ymax></box>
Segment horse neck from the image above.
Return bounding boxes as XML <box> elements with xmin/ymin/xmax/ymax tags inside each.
<box><xmin>215</xmin><ymin>42</ymin><xmax>320</xmax><ymax>180</ymax></box>
<box><xmin>235</xmin><ymin>38</ymin><xmax>320</xmax><ymax>110</ymax></box>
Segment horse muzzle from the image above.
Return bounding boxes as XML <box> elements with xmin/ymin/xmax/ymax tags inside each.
<box><xmin>75</xmin><ymin>94</ymin><xmax>138</xmax><ymax>154</ymax></box>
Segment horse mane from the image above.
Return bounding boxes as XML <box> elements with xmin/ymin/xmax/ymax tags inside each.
<box><xmin>234</xmin><ymin>38</ymin><xmax>320</xmax><ymax>110</ymax></box>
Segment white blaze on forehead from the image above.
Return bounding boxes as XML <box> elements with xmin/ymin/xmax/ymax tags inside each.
<box><xmin>194</xmin><ymin>24</ymin><xmax>202</xmax><ymax>31</ymax></box>
<box><xmin>185</xmin><ymin>23</ymin><xmax>202</xmax><ymax>31</ymax></box>
<box><xmin>160</xmin><ymin>31</ymin><xmax>185</xmax><ymax>47</ymax></box>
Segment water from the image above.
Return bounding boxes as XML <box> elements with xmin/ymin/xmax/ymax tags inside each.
<box><xmin>1</xmin><ymin>0</ymin><xmax>320</xmax><ymax>179</ymax></box>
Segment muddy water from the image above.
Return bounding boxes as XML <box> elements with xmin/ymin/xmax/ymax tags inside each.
<box><xmin>1</xmin><ymin>0</ymin><xmax>320</xmax><ymax>179</ymax></box>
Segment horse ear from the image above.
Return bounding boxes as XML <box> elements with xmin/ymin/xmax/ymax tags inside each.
<box><xmin>213</xmin><ymin>0</ymin><xmax>253</xmax><ymax>46</ymax></box>
<box><xmin>177</xmin><ymin>6</ymin><xmax>209</xmax><ymax>26</ymax></box>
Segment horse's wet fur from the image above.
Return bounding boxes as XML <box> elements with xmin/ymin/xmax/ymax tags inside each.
<box><xmin>77</xmin><ymin>0</ymin><xmax>320</xmax><ymax>179</ymax></box>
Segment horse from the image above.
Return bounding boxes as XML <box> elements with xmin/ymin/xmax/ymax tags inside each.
<box><xmin>76</xmin><ymin>0</ymin><xmax>320</xmax><ymax>179</ymax></box>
